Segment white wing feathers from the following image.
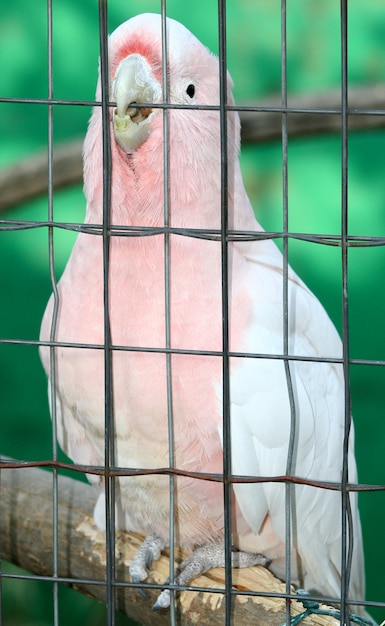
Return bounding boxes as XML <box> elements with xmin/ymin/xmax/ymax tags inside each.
<box><xmin>228</xmin><ymin>241</ymin><xmax>364</xmax><ymax>598</ymax></box>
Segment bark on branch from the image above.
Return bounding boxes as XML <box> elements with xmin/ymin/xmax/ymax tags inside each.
<box><xmin>0</xmin><ymin>85</ymin><xmax>384</xmax><ymax>213</ymax></box>
<box><xmin>0</xmin><ymin>460</ymin><xmax>339</xmax><ymax>625</ymax></box>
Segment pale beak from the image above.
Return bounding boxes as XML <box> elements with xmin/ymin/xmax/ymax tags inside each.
<box><xmin>112</xmin><ymin>54</ymin><xmax>161</xmax><ymax>152</ymax></box>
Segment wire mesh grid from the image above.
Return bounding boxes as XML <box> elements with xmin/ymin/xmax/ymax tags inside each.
<box><xmin>0</xmin><ymin>0</ymin><xmax>385</xmax><ymax>625</ymax></box>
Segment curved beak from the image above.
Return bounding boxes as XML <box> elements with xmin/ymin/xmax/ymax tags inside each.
<box><xmin>112</xmin><ymin>54</ymin><xmax>161</xmax><ymax>152</ymax></box>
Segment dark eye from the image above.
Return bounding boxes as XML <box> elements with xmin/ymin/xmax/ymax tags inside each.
<box><xmin>186</xmin><ymin>84</ymin><xmax>195</xmax><ymax>98</ymax></box>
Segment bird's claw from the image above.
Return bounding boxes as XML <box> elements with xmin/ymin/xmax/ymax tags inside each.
<box><xmin>145</xmin><ymin>547</ymin><xmax>155</xmax><ymax>571</ymax></box>
<box><xmin>131</xmin><ymin>537</ymin><xmax>269</xmax><ymax>609</ymax></box>
<box><xmin>151</xmin><ymin>542</ymin><xmax>269</xmax><ymax>609</ymax></box>
<box><xmin>152</xmin><ymin>589</ymin><xmax>170</xmax><ymax>611</ymax></box>
<box><xmin>130</xmin><ymin>575</ymin><xmax>149</xmax><ymax>598</ymax></box>
<box><xmin>129</xmin><ymin>534</ymin><xmax>167</xmax><ymax>597</ymax></box>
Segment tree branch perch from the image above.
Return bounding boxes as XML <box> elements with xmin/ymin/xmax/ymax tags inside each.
<box><xmin>0</xmin><ymin>85</ymin><xmax>384</xmax><ymax>213</ymax></box>
<box><xmin>0</xmin><ymin>460</ymin><xmax>339</xmax><ymax>625</ymax></box>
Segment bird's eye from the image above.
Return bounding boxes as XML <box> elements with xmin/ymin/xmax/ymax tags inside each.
<box><xmin>186</xmin><ymin>84</ymin><xmax>195</xmax><ymax>98</ymax></box>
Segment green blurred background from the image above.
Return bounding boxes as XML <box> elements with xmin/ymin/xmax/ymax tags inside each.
<box><xmin>1</xmin><ymin>0</ymin><xmax>384</xmax><ymax>624</ymax></box>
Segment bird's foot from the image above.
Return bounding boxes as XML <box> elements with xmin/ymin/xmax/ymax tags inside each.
<box><xmin>152</xmin><ymin>541</ymin><xmax>269</xmax><ymax>610</ymax></box>
<box><xmin>129</xmin><ymin>533</ymin><xmax>167</xmax><ymax>596</ymax></box>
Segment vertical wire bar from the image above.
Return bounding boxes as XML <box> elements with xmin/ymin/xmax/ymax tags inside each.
<box><xmin>280</xmin><ymin>2</ymin><xmax>297</xmax><ymax>623</ymax></box>
<box><xmin>46</xmin><ymin>0</ymin><xmax>59</xmax><ymax>623</ymax></box>
<box><xmin>160</xmin><ymin>3</ymin><xmax>177</xmax><ymax>622</ymax></box>
<box><xmin>98</xmin><ymin>1</ymin><xmax>115</xmax><ymax>624</ymax></box>
<box><xmin>217</xmin><ymin>2</ymin><xmax>233</xmax><ymax>624</ymax></box>
<box><xmin>340</xmin><ymin>1</ymin><xmax>353</xmax><ymax>623</ymax></box>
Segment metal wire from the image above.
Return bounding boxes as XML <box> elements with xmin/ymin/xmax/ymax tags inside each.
<box><xmin>340</xmin><ymin>2</ymin><xmax>352</xmax><ymax>623</ymax></box>
<box><xmin>46</xmin><ymin>0</ymin><xmax>60</xmax><ymax>623</ymax></box>
<box><xmin>217</xmin><ymin>2</ymin><xmax>234</xmax><ymax>625</ymax></box>
<box><xmin>1</xmin><ymin>2</ymin><xmax>385</xmax><ymax>625</ymax></box>
<box><xmin>159</xmin><ymin>3</ymin><xmax>178</xmax><ymax>623</ymax></box>
<box><xmin>97</xmin><ymin>1</ymin><xmax>117</xmax><ymax>624</ymax></box>
<box><xmin>280</xmin><ymin>3</ymin><xmax>297</xmax><ymax>623</ymax></box>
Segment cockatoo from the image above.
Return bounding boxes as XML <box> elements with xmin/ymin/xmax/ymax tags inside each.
<box><xmin>40</xmin><ymin>12</ymin><xmax>366</xmax><ymax>614</ymax></box>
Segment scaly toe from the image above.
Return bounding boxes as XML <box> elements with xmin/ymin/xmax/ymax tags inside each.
<box><xmin>130</xmin><ymin>575</ymin><xmax>149</xmax><ymax>598</ymax></box>
<box><xmin>145</xmin><ymin>547</ymin><xmax>155</xmax><ymax>570</ymax></box>
<box><xmin>152</xmin><ymin>589</ymin><xmax>171</xmax><ymax>610</ymax></box>
<box><xmin>129</xmin><ymin>533</ymin><xmax>166</xmax><ymax>582</ymax></box>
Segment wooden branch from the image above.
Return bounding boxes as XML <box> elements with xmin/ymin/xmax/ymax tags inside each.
<box><xmin>240</xmin><ymin>83</ymin><xmax>385</xmax><ymax>143</ymax></box>
<box><xmin>0</xmin><ymin>139</ymin><xmax>83</xmax><ymax>213</ymax></box>
<box><xmin>0</xmin><ymin>85</ymin><xmax>384</xmax><ymax>214</ymax></box>
<box><xmin>0</xmin><ymin>460</ymin><xmax>339</xmax><ymax>625</ymax></box>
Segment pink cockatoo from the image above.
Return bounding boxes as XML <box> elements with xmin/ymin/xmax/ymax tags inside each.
<box><xmin>40</xmin><ymin>12</ymin><xmax>366</xmax><ymax>614</ymax></box>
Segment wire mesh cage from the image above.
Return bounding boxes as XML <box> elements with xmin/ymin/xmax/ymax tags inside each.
<box><xmin>0</xmin><ymin>1</ymin><xmax>385</xmax><ymax>625</ymax></box>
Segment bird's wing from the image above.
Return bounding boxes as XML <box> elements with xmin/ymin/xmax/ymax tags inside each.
<box><xmin>226</xmin><ymin>241</ymin><xmax>364</xmax><ymax>597</ymax></box>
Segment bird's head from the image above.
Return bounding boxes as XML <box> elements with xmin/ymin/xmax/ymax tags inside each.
<box><xmin>84</xmin><ymin>13</ymin><xmax>244</xmax><ymax>228</ymax></box>
<box><xmin>106</xmin><ymin>13</ymin><xmax>236</xmax><ymax>154</ymax></box>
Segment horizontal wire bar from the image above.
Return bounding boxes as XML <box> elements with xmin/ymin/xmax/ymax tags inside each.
<box><xmin>0</xmin><ymin>572</ymin><xmax>110</xmax><ymax>587</ymax></box>
<box><xmin>3</xmin><ymin>568</ymin><xmax>383</xmax><ymax>614</ymax></box>
<box><xmin>1</xmin><ymin>458</ymin><xmax>384</xmax><ymax>492</ymax></box>
<box><xmin>1</xmin><ymin>95</ymin><xmax>385</xmax><ymax>116</ymax></box>
<box><xmin>1</xmin><ymin>219</ymin><xmax>385</xmax><ymax>249</ymax></box>
<box><xmin>1</xmin><ymin>336</ymin><xmax>385</xmax><ymax>368</ymax></box>
<box><xmin>0</xmin><ymin>570</ymin><xmax>294</xmax><ymax>601</ymax></box>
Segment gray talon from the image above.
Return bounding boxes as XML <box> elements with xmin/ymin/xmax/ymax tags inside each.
<box><xmin>152</xmin><ymin>589</ymin><xmax>170</xmax><ymax>611</ymax></box>
<box><xmin>132</xmin><ymin>537</ymin><xmax>269</xmax><ymax>610</ymax></box>
<box><xmin>152</xmin><ymin>541</ymin><xmax>269</xmax><ymax>609</ymax></box>
<box><xmin>130</xmin><ymin>574</ymin><xmax>149</xmax><ymax>598</ymax></box>
<box><xmin>129</xmin><ymin>533</ymin><xmax>167</xmax><ymax>600</ymax></box>
<box><xmin>145</xmin><ymin>547</ymin><xmax>154</xmax><ymax>570</ymax></box>
<box><xmin>130</xmin><ymin>575</ymin><xmax>142</xmax><ymax>584</ymax></box>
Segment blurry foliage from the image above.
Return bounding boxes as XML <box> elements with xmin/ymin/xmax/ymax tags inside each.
<box><xmin>0</xmin><ymin>0</ymin><xmax>384</xmax><ymax>624</ymax></box>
